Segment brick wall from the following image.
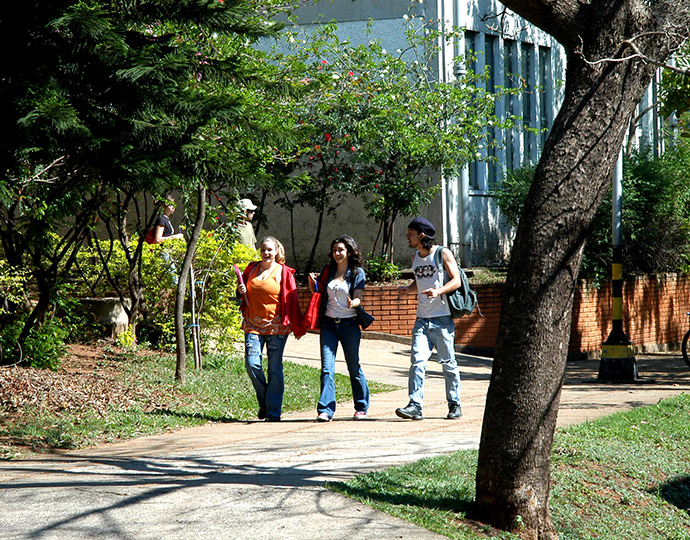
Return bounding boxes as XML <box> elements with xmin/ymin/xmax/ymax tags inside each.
<box><xmin>298</xmin><ymin>272</ymin><xmax>690</xmax><ymax>356</ymax></box>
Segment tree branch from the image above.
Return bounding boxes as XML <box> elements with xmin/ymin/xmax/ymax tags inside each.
<box><xmin>497</xmin><ymin>0</ymin><xmax>580</xmax><ymax>47</ymax></box>
<box><xmin>576</xmin><ymin>31</ymin><xmax>690</xmax><ymax>74</ymax></box>
<box><xmin>21</xmin><ymin>156</ymin><xmax>66</xmax><ymax>186</ymax></box>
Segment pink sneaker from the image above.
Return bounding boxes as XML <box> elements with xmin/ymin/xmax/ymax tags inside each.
<box><xmin>353</xmin><ymin>411</ymin><xmax>367</xmax><ymax>419</ymax></box>
<box><xmin>317</xmin><ymin>412</ymin><xmax>332</xmax><ymax>422</ymax></box>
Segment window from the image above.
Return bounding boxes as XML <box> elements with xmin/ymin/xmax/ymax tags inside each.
<box><xmin>522</xmin><ymin>43</ymin><xmax>534</xmax><ymax>161</ymax></box>
<box><xmin>485</xmin><ymin>35</ymin><xmax>499</xmax><ymax>188</ymax></box>
<box><xmin>504</xmin><ymin>39</ymin><xmax>517</xmax><ymax>171</ymax></box>
<box><xmin>465</xmin><ymin>30</ymin><xmax>479</xmax><ymax>189</ymax></box>
<box><xmin>539</xmin><ymin>46</ymin><xmax>552</xmax><ymax>151</ymax></box>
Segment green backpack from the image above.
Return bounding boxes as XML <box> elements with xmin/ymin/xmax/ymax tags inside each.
<box><xmin>434</xmin><ymin>247</ymin><xmax>478</xmax><ymax>318</ymax></box>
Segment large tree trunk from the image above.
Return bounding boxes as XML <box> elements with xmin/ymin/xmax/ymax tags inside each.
<box><xmin>474</xmin><ymin>1</ymin><xmax>688</xmax><ymax>538</ymax></box>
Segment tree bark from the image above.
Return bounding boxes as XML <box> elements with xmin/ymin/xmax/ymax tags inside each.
<box><xmin>474</xmin><ymin>1</ymin><xmax>689</xmax><ymax>538</ymax></box>
<box><xmin>175</xmin><ymin>183</ymin><xmax>206</xmax><ymax>384</ymax></box>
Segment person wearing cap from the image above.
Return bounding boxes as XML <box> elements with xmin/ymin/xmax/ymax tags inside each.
<box><xmin>238</xmin><ymin>198</ymin><xmax>257</xmax><ymax>248</ymax></box>
<box><xmin>395</xmin><ymin>217</ymin><xmax>463</xmax><ymax>421</ymax></box>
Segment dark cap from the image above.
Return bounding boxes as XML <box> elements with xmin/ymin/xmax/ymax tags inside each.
<box><xmin>408</xmin><ymin>217</ymin><xmax>435</xmax><ymax>238</ymax></box>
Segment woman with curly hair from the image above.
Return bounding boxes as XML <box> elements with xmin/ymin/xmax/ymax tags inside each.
<box><xmin>308</xmin><ymin>235</ymin><xmax>370</xmax><ymax>421</ymax></box>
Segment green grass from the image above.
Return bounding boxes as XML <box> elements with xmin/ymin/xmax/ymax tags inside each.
<box><xmin>0</xmin><ymin>348</ymin><xmax>396</xmax><ymax>457</ymax></box>
<box><xmin>330</xmin><ymin>393</ymin><xmax>690</xmax><ymax>539</ymax></box>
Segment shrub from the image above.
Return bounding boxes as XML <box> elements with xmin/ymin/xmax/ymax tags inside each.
<box><xmin>623</xmin><ymin>145</ymin><xmax>690</xmax><ymax>274</ymax></box>
<box><xmin>0</xmin><ymin>260</ymin><xmax>96</xmax><ymax>369</ymax></box>
<box><xmin>493</xmin><ymin>143</ymin><xmax>690</xmax><ymax>281</ymax></box>
<box><xmin>366</xmin><ymin>255</ymin><xmax>402</xmax><ymax>282</ymax></box>
<box><xmin>0</xmin><ymin>315</ymin><xmax>68</xmax><ymax>370</ymax></box>
<box><xmin>75</xmin><ymin>229</ymin><xmax>258</xmax><ymax>352</ymax></box>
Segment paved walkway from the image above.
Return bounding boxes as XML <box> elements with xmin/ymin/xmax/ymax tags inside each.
<box><xmin>1</xmin><ymin>333</ymin><xmax>690</xmax><ymax>540</ymax></box>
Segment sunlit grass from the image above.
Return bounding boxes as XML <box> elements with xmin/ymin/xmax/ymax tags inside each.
<box><xmin>0</xmin><ymin>348</ymin><xmax>397</xmax><ymax>456</ymax></box>
<box><xmin>331</xmin><ymin>393</ymin><xmax>690</xmax><ymax>539</ymax></box>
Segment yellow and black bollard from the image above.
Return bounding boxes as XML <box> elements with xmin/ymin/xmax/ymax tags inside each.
<box><xmin>597</xmin><ymin>150</ymin><xmax>639</xmax><ymax>381</ymax></box>
<box><xmin>598</xmin><ymin>244</ymin><xmax>638</xmax><ymax>381</ymax></box>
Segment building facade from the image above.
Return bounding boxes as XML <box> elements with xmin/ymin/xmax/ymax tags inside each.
<box><xmin>263</xmin><ymin>0</ymin><xmax>661</xmax><ymax>270</ymax></box>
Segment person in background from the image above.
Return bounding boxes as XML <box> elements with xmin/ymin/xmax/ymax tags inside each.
<box><xmin>153</xmin><ymin>197</ymin><xmax>184</xmax><ymax>285</ymax></box>
<box><xmin>237</xmin><ymin>198</ymin><xmax>257</xmax><ymax>248</ymax></box>
<box><xmin>237</xmin><ymin>236</ymin><xmax>305</xmax><ymax>422</ymax></box>
<box><xmin>153</xmin><ymin>198</ymin><xmax>184</xmax><ymax>243</ymax></box>
<box><xmin>308</xmin><ymin>235</ymin><xmax>370</xmax><ymax>422</ymax></box>
<box><xmin>395</xmin><ymin>217</ymin><xmax>463</xmax><ymax>421</ymax></box>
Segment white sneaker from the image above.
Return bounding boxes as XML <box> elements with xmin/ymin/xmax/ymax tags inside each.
<box><xmin>317</xmin><ymin>412</ymin><xmax>332</xmax><ymax>422</ymax></box>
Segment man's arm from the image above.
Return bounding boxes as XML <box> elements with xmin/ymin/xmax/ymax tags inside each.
<box><xmin>439</xmin><ymin>248</ymin><xmax>461</xmax><ymax>294</ymax></box>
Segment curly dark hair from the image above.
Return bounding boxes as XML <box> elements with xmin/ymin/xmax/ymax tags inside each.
<box><xmin>420</xmin><ymin>234</ymin><xmax>435</xmax><ymax>250</ymax></box>
<box><xmin>328</xmin><ymin>235</ymin><xmax>363</xmax><ymax>268</ymax></box>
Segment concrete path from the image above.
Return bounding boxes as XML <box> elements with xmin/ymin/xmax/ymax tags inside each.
<box><xmin>2</xmin><ymin>333</ymin><xmax>689</xmax><ymax>540</ymax></box>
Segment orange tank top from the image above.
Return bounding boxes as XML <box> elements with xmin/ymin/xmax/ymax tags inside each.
<box><xmin>241</xmin><ymin>264</ymin><xmax>290</xmax><ymax>335</ymax></box>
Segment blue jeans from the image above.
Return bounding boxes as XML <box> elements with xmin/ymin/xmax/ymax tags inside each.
<box><xmin>408</xmin><ymin>316</ymin><xmax>461</xmax><ymax>409</ymax></box>
<box><xmin>318</xmin><ymin>317</ymin><xmax>370</xmax><ymax>417</ymax></box>
<box><xmin>161</xmin><ymin>250</ymin><xmax>178</xmax><ymax>286</ymax></box>
<box><xmin>244</xmin><ymin>333</ymin><xmax>288</xmax><ymax>420</ymax></box>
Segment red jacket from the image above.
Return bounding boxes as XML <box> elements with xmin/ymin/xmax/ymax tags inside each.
<box><xmin>240</xmin><ymin>262</ymin><xmax>306</xmax><ymax>338</ymax></box>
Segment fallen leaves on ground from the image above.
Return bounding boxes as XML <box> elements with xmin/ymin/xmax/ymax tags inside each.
<box><xmin>0</xmin><ymin>343</ymin><xmax>171</xmax><ymax>421</ymax></box>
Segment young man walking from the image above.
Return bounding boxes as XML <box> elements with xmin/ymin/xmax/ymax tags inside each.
<box><xmin>395</xmin><ymin>217</ymin><xmax>463</xmax><ymax>420</ymax></box>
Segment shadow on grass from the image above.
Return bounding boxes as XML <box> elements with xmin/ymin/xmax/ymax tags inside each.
<box><xmin>147</xmin><ymin>408</ymin><xmax>240</xmax><ymax>423</ymax></box>
<box><xmin>652</xmin><ymin>475</ymin><xmax>690</xmax><ymax>513</ymax></box>
<box><xmin>327</xmin><ymin>479</ymin><xmax>475</xmax><ymax>516</ymax></box>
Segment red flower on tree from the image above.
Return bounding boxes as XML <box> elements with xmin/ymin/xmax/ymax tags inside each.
<box><xmin>324</xmin><ymin>133</ymin><xmax>332</xmax><ymax>142</ymax></box>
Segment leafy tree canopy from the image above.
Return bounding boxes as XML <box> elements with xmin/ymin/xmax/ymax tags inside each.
<box><xmin>0</xmin><ymin>0</ymin><xmax>292</xmax><ymax>353</ymax></box>
<box><xmin>269</xmin><ymin>17</ymin><xmax>518</xmax><ymax>264</ymax></box>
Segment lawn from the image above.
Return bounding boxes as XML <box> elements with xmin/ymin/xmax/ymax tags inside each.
<box><xmin>0</xmin><ymin>341</ymin><xmax>395</xmax><ymax>458</ymax></box>
<box><xmin>330</xmin><ymin>393</ymin><xmax>690</xmax><ymax>539</ymax></box>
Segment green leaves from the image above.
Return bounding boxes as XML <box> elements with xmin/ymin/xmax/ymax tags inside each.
<box><xmin>272</xmin><ymin>19</ymin><xmax>515</xmax><ymax>259</ymax></box>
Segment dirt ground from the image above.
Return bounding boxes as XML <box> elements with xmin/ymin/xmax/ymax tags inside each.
<box><xmin>0</xmin><ymin>342</ymin><xmax>171</xmax><ymax>453</ymax></box>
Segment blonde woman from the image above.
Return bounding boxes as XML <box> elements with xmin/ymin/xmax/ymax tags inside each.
<box><xmin>237</xmin><ymin>236</ymin><xmax>305</xmax><ymax>421</ymax></box>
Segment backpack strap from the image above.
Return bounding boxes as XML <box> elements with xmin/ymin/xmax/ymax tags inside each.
<box><xmin>434</xmin><ymin>246</ymin><xmax>449</xmax><ymax>283</ymax></box>
<box><xmin>434</xmin><ymin>246</ymin><xmax>482</xmax><ymax>317</ymax></box>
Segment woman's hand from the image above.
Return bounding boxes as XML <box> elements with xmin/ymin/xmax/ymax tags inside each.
<box><xmin>308</xmin><ymin>272</ymin><xmax>318</xmax><ymax>292</ymax></box>
<box><xmin>347</xmin><ymin>296</ymin><xmax>361</xmax><ymax>308</ymax></box>
<box><xmin>237</xmin><ymin>284</ymin><xmax>247</xmax><ymax>295</ymax></box>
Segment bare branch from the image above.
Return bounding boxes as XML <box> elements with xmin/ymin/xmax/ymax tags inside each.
<box><xmin>22</xmin><ymin>156</ymin><xmax>66</xmax><ymax>186</ymax></box>
<box><xmin>480</xmin><ymin>8</ymin><xmax>529</xmax><ymax>40</ymax></box>
<box><xmin>576</xmin><ymin>31</ymin><xmax>690</xmax><ymax>75</ymax></box>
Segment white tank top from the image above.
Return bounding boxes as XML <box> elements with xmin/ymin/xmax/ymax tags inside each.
<box><xmin>325</xmin><ymin>279</ymin><xmax>355</xmax><ymax>318</ymax></box>
<box><xmin>412</xmin><ymin>247</ymin><xmax>451</xmax><ymax>318</ymax></box>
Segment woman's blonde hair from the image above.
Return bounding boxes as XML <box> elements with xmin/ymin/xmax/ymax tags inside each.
<box><xmin>260</xmin><ymin>236</ymin><xmax>285</xmax><ymax>264</ymax></box>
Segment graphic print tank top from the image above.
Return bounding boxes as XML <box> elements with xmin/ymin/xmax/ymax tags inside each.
<box><xmin>412</xmin><ymin>247</ymin><xmax>451</xmax><ymax>318</ymax></box>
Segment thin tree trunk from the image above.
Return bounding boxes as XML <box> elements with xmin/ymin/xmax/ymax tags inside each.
<box><xmin>175</xmin><ymin>183</ymin><xmax>206</xmax><ymax>383</ymax></box>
